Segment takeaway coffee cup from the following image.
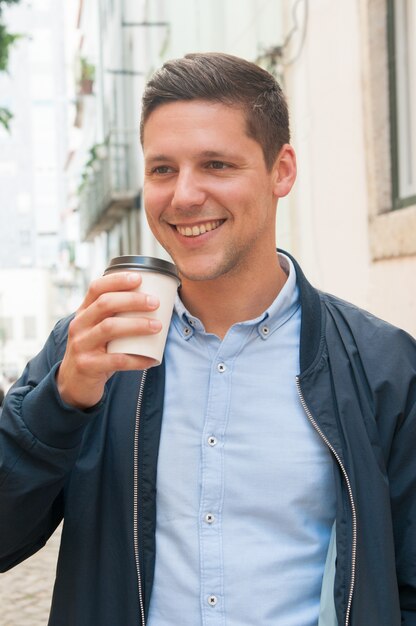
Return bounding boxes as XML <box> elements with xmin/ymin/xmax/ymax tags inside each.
<box><xmin>104</xmin><ymin>255</ymin><xmax>180</xmax><ymax>364</ymax></box>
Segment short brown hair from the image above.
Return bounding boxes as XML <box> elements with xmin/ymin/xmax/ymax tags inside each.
<box><xmin>140</xmin><ymin>52</ymin><xmax>290</xmax><ymax>170</ymax></box>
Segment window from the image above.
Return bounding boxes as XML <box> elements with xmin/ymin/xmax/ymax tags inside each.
<box><xmin>363</xmin><ymin>0</ymin><xmax>416</xmax><ymax>260</ymax></box>
<box><xmin>388</xmin><ymin>0</ymin><xmax>416</xmax><ymax>208</ymax></box>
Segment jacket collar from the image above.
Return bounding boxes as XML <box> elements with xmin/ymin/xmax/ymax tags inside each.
<box><xmin>278</xmin><ymin>249</ymin><xmax>324</xmax><ymax>374</ymax></box>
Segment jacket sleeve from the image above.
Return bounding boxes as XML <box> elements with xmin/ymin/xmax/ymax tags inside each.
<box><xmin>390</xmin><ymin>403</ymin><xmax>416</xmax><ymax>623</ymax></box>
<box><xmin>387</xmin><ymin>333</ymin><xmax>416</xmax><ymax>623</ymax></box>
<box><xmin>0</xmin><ymin>317</ymin><xmax>104</xmax><ymax>572</ymax></box>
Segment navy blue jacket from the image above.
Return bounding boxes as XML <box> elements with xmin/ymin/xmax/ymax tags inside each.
<box><xmin>0</xmin><ymin>256</ymin><xmax>415</xmax><ymax>625</ymax></box>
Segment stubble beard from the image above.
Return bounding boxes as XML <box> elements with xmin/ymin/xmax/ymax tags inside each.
<box><xmin>173</xmin><ymin>241</ymin><xmax>258</xmax><ymax>285</ymax></box>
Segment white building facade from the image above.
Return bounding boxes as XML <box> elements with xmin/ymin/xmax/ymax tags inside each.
<box><xmin>0</xmin><ymin>0</ymin><xmax>86</xmax><ymax>380</ymax></box>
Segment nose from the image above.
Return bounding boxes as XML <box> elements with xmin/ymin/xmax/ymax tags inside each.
<box><xmin>171</xmin><ymin>168</ymin><xmax>206</xmax><ymax>211</ymax></box>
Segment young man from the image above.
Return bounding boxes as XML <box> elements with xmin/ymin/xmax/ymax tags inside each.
<box><xmin>0</xmin><ymin>53</ymin><xmax>415</xmax><ymax>626</ymax></box>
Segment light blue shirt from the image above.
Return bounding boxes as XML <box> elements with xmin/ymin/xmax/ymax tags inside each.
<box><xmin>147</xmin><ymin>254</ymin><xmax>336</xmax><ymax>626</ymax></box>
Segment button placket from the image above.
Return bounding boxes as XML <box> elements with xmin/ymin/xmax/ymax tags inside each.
<box><xmin>200</xmin><ymin>349</ymin><xmax>232</xmax><ymax>624</ymax></box>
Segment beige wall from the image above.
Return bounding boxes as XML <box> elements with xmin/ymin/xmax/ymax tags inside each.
<box><xmin>283</xmin><ymin>0</ymin><xmax>416</xmax><ymax>336</ymax></box>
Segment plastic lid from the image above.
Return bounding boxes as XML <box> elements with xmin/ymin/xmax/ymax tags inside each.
<box><xmin>105</xmin><ymin>255</ymin><xmax>180</xmax><ymax>282</ymax></box>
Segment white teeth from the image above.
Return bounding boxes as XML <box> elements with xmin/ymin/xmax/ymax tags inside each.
<box><xmin>176</xmin><ymin>220</ymin><xmax>222</xmax><ymax>237</ymax></box>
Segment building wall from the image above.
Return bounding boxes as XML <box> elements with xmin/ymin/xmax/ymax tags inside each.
<box><xmin>0</xmin><ymin>0</ymin><xmax>68</xmax><ymax>270</ymax></box>
<box><xmin>72</xmin><ymin>0</ymin><xmax>147</xmax><ymax>274</ymax></box>
<box><xmin>283</xmin><ymin>0</ymin><xmax>416</xmax><ymax>335</ymax></box>
<box><xmin>0</xmin><ymin>0</ymin><xmax>88</xmax><ymax>376</ymax></box>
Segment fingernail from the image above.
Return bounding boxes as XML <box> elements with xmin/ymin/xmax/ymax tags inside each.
<box><xmin>127</xmin><ymin>272</ymin><xmax>140</xmax><ymax>282</ymax></box>
<box><xmin>149</xmin><ymin>319</ymin><xmax>162</xmax><ymax>331</ymax></box>
<box><xmin>147</xmin><ymin>295</ymin><xmax>159</xmax><ymax>308</ymax></box>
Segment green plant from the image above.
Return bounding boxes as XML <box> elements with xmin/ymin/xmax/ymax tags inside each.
<box><xmin>0</xmin><ymin>0</ymin><xmax>23</xmax><ymax>131</ymax></box>
<box><xmin>77</xmin><ymin>141</ymin><xmax>108</xmax><ymax>194</ymax></box>
<box><xmin>0</xmin><ymin>23</ymin><xmax>21</xmax><ymax>71</ymax></box>
<box><xmin>0</xmin><ymin>105</ymin><xmax>12</xmax><ymax>130</ymax></box>
<box><xmin>80</xmin><ymin>57</ymin><xmax>95</xmax><ymax>81</ymax></box>
<box><xmin>0</xmin><ymin>0</ymin><xmax>21</xmax><ymax>12</ymax></box>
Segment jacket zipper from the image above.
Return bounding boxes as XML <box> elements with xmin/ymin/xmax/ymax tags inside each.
<box><xmin>296</xmin><ymin>376</ymin><xmax>357</xmax><ymax>626</ymax></box>
<box><xmin>133</xmin><ymin>370</ymin><xmax>148</xmax><ymax>626</ymax></box>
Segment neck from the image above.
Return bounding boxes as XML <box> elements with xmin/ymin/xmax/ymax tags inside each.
<box><xmin>179</xmin><ymin>255</ymin><xmax>287</xmax><ymax>339</ymax></box>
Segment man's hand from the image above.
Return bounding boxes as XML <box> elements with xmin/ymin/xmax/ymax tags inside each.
<box><xmin>56</xmin><ymin>272</ymin><xmax>162</xmax><ymax>410</ymax></box>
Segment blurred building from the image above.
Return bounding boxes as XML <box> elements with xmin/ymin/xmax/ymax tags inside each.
<box><xmin>0</xmin><ymin>1</ymin><xmax>66</xmax><ymax>270</ymax></box>
<box><xmin>70</xmin><ymin>0</ymin><xmax>148</xmax><ymax>277</ymax></box>
<box><xmin>0</xmin><ymin>0</ymin><xmax>87</xmax><ymax>377</ymax></box>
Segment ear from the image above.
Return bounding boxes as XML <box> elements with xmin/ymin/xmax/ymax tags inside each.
<box><xmin>271</xmin><ymin>144</ymin><xmax>297</xmax><ymax>198</ymax></box>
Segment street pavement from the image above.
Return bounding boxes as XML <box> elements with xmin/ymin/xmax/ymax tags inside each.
<box><xmin>0</xmin><ymin>525</ymin><xmax>61</xmax><ymax>626</ymax></box>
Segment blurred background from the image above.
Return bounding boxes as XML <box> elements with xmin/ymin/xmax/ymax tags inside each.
<box><xmin>0</xmin><ymin>1</ymin><xmax>415</xmax><ymax>621</ymax></box>
<box><xmin>0</xmin><ymin>0</ymin><xmax>415</xmax><ymax>387</ymax></box>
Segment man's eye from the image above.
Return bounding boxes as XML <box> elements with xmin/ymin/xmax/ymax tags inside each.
<box><xmin>208</xmin><ymin>161</ymin><xmax>228</xmax><ymax>170</ymax></box>
<box><xmin>151</xmin><ymin>166</ymin><xmax>172</xmax><ymax>174</ymax></box>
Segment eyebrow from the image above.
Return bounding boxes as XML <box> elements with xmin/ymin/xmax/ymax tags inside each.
<box><xmin>144</xmin><ymin>154</ymin><xmax>170</xmax><ymax>163</ymax></box>
<box><xmin>145</xmin><ymin>150</ymin><xmax>238</xmax><ymax>163</ymax></box>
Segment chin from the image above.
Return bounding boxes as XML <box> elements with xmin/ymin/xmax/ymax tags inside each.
<box><xmin>178</xmin><ymin>261</ymin><xmax>236</xmax><ymax>284</ymax></box>
<box><xmin>178</xmin><ymin>269</ymin><xmax>217</xmax><ymax>283</ymax></box>
<box><xmin>175</xmin><ymin>261</ymin><xmax>218</xmax><ymax>282</ymax></box>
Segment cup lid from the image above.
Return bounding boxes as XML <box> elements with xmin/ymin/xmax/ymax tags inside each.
<box><xmin>105</xmin><ymin>255</ymin><xmax>180</xmax><ymax>282</ymax></box>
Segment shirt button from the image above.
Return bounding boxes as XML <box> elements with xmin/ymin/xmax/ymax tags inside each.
<box><xmin>261</xmin><ymin>325</ymin><xmax>270</xmax><ymax>336</ymax></box>
<box><xmin>217</xmin><ymin>362</ymin><xmax>226</xmax><ymax>373</ymax></box>
<box><xmin>208</xmin><ymin>436</ymin><xmax>218</xmax><ymax>446</ymax></box>
<box><xmin>183</xmin><ymin>326</ymin><xmax>191</xmax><ymax>336</ymax></box>
<box><xmin>208</xmin><ymin>595</ymin><xmax>218</xmax><ymax>606</ymax></box>
<box><xmin>204</xmin><ymin>513</ymin><xmax>215</xmax><ymax>524</ymax></box>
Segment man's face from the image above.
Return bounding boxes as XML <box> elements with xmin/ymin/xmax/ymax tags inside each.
<box><xmin>142</xmin><ymin>100</ymin><xmax>282</xmax><ymax>285</ymax></box>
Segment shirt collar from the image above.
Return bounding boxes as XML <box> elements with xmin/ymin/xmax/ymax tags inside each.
<box><xmin>172</xmin><ymin>252</ymin><xmax>300</xmax><ymax>341</ymax></box>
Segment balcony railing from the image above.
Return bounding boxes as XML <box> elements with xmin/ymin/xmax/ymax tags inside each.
<box><xmin>79</xmin><ymin>129</ymin><xmax>141</xmax><ymax>241</ymax></box>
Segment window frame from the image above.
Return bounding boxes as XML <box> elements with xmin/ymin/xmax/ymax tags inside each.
<box><xmin>387</xmin><ymin>0</ymin><xmax>416</xmax><ymax>210</ymax></box>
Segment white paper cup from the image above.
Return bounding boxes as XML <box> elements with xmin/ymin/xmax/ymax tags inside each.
<box><xmin>105</xmin><ymin>255</ymin><xmax>180</xmax><ymax>364</ymax></box>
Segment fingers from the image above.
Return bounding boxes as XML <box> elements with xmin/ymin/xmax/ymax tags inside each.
<box><xmin>79</xmin><ymin>272</ymin><xmax>143</xmax><ymax>311</ymax></box>
<box><xmin>68</xmin><ymin>314</ymin><xmax>162</xmax><ymax>355</ymax></box>
<box><xmin>69</xmin><ymin>269</ymin><xmax>162</xmax><ymax>363</ymax></box>
<box><xmin>74</xmin><ymin>289</ymin><xmax>160</xmax><ymax>332</ymax></box>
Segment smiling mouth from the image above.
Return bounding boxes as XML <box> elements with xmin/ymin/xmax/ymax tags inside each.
<box><xmin>175</xmin><ymin>220</ymin><xmax>224</xmax><ymax>237</ymax></box>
